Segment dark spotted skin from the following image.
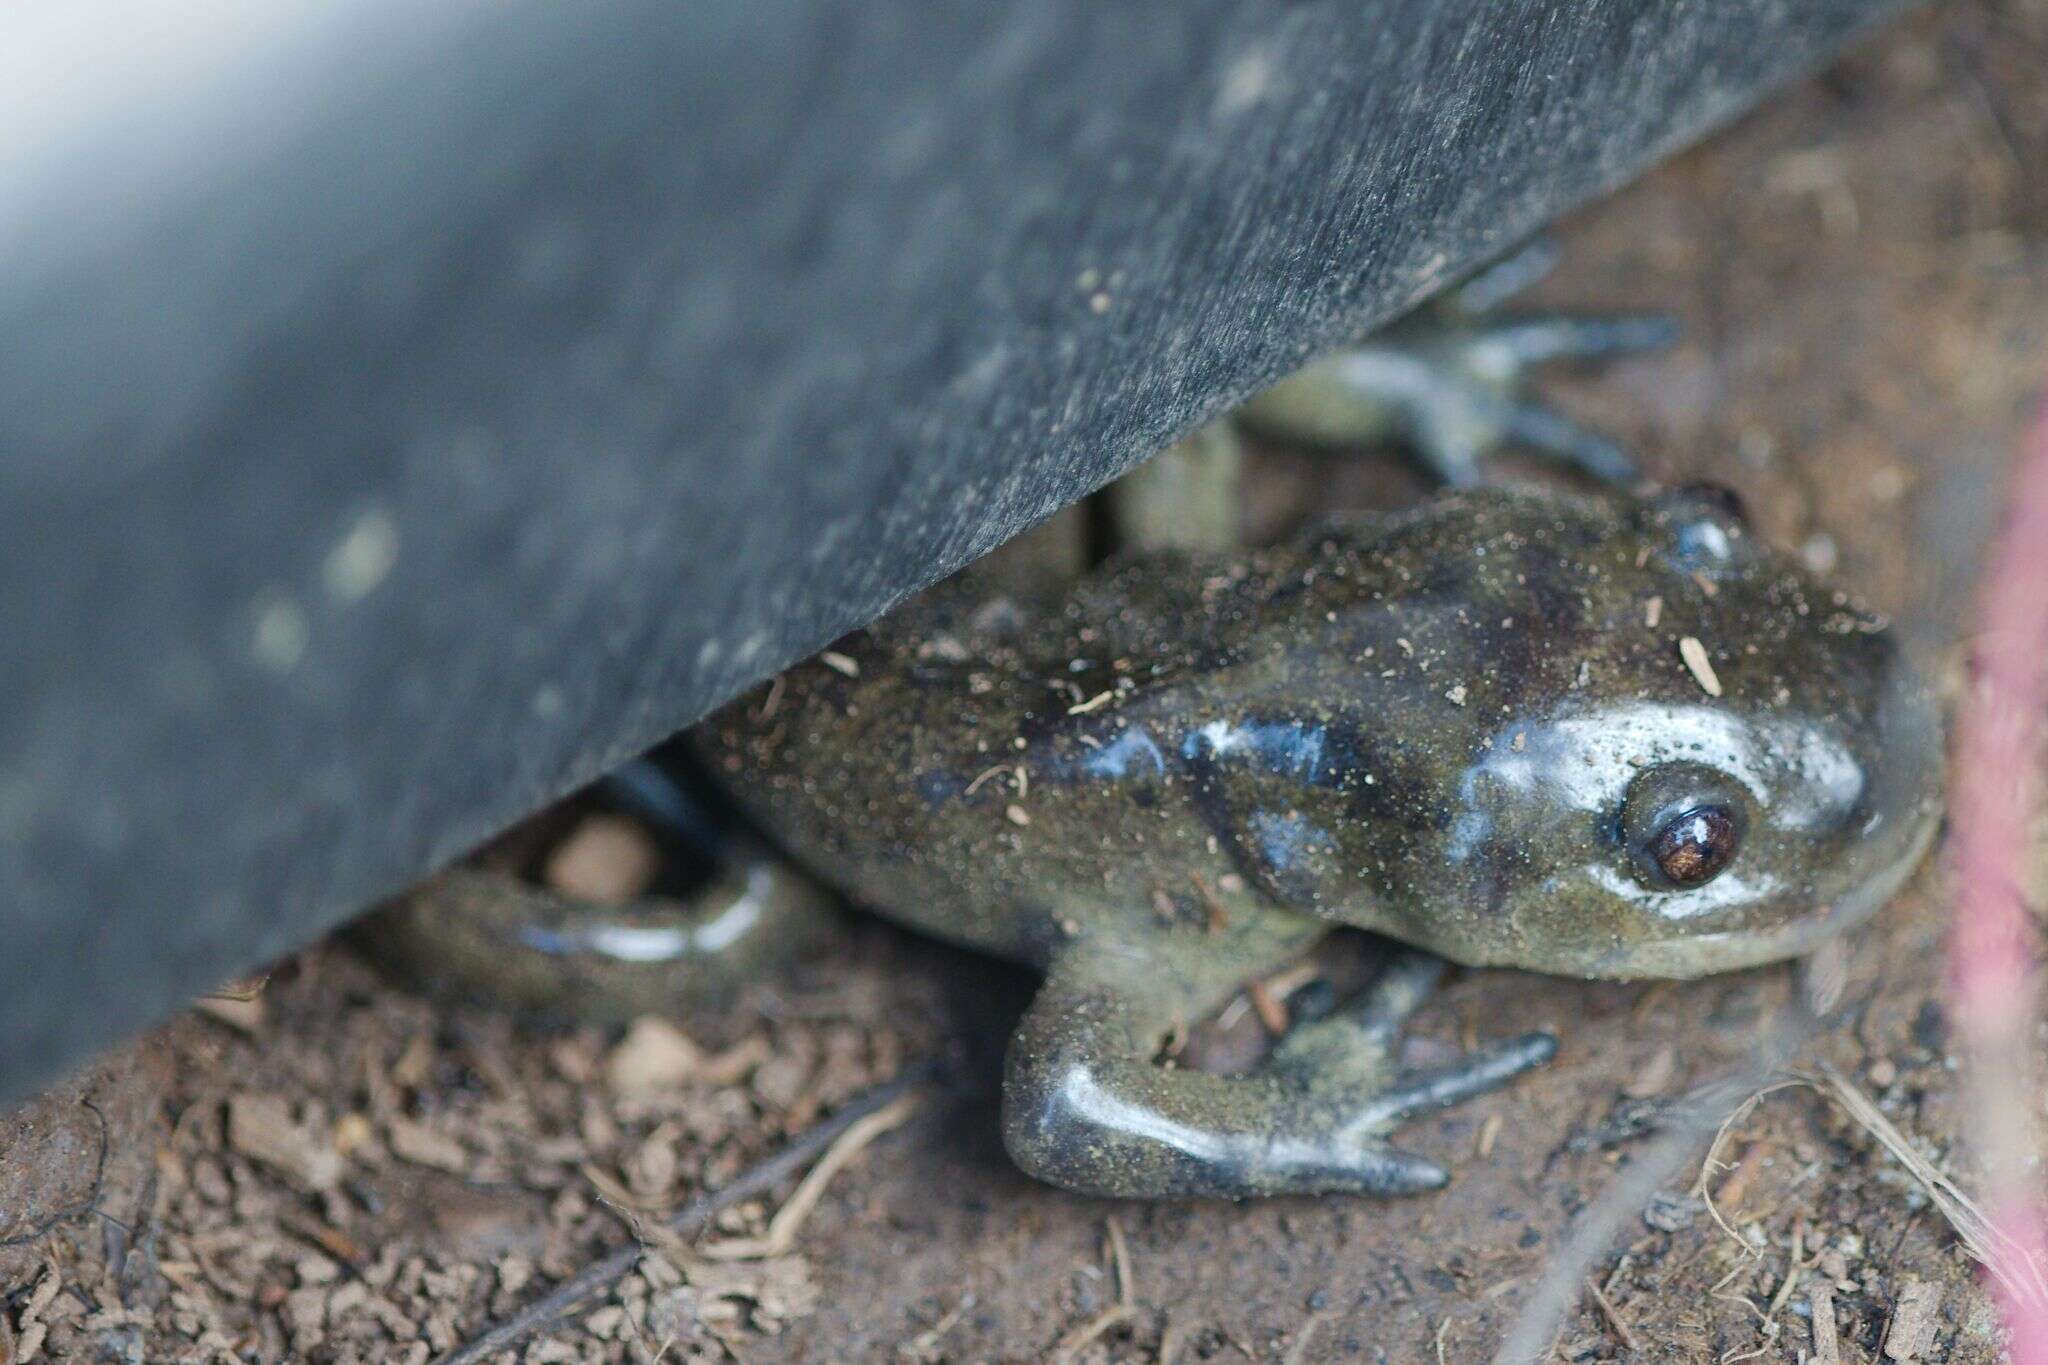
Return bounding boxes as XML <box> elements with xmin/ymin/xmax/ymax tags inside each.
<box><xmin>705</xmin><ymin>486</ymin><xmax>1936</xmax><ymax>980</ymax></box>
<box><xmin>373</xmin><ymin>250</ymin><xmax>1942</xmax><ymax>1198</ymax></box>
<box><xmin>698</xmin><ymin>486</ymin><xmax>1941</xmax><ymax>1197</ymax></box>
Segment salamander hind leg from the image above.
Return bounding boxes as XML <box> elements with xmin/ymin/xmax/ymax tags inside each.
<box><xmin>1000</xmin><ymin>913</ymin><xmax>1555</xmax><ymax>1199</ymax></box>
<box><xmin>1237</xmin><ymin>237</ymin><xmax>1677</xmax><ymax>489</ymax></box>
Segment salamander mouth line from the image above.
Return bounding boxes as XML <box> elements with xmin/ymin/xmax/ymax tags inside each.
<box><xmin>1581</xmin><ymin>795</ymin><xmax>1941</xmax><ymax>980</ymax></box>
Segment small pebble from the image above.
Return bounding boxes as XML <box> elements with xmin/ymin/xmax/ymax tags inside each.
<box><xmin>544</xmin><ymin>814</ymin><xmax>660</xmax><ymax>905</ymax></box>
<box><xmin>1643</xmin><ymin>1192</ymin><xmax>1700</xmax><ymax>1232</ymax></box>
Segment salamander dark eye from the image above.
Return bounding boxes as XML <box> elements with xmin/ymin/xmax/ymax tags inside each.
<box><xmin>1619</xmin><ymin>763</ymin><xmax>1750</xmax><ymax>891</ymax></box>
<box><xmin>1647</xmin><ymin>806</ymin><xmax>1739</xmax><ymax>887</ymax></box>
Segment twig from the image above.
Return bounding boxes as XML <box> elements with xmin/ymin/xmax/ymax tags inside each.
<box><xmin>1683</xmin><ymin>1061</ymin><xmax>2048</xmax><ymax>1314</ymax></box>
<box><xmin>1813</xmin><ymin>1062</ymin><xmax>2048</xmax><ymax>1309</ymax></box>
<box><xmin>1049</xmin><ymin>1217</ymin><xmax>1141</xmax><ymax>1362</ymax></box>
<box><xmin>1694</xmin><ymin>1080</ymin><xmax>1808</xmax><ymax>1254</ymax></box>
<box><xmin>1282</xmin><ymin>1308</ymin><xmax>1333</xmax><ymax>1365</ymax></box>
<box><xmin>1882</xmin><ymin>1209</ymin><xmax>1922</xmax><ymax>1268</ymax></box>
<box><xmin>1585</xmin><ymin>1276</ymin><xmax>1641</xmax><ymax>1354</ymax></box>
<box><xmin>1489</xmin><ymin>1055</ymin><xmax>1807</xmax><ymax>1364</ymax></box>
<box><xmin>1245</xmin><ymin>980</ymin><xmax>1288</xmax><ymax>1036</ymax></box>
<box><xmin>434</xmin><ymin>1065</ymin><xmax>933</xmax><ymax>1365</ymax></box>
<box><xmin>1106</xmin><ymin>1215</ymin><xmax>1134</xmax><ymax>1307</ymax></box>
<box><xmin>1762</xmin><ymin>1225</ymin><xmax>1806</xmax><ymax>1325</ymax></box>
<box><xmin>696</xmin><ymin>1090</ymin><xmax>920</xmax><ymax>1260</ymax></box>
<box><xmin>1808</xmin><ymin>1283</ymin><xmax>1843</xmax><ymax>1365</ymax></box>
<box><xmin>897</xmin><ymin>1291</ymin><xmax>974</xmax><ymax>1360</ymax></box>
<box><xmin>1050</xmin><ymin>1304</ymin><xmax>1134</xmax><ymax>1362</ymax></box>
<box><xmin>1493</xmin><ymin>946</ymin><xmax>1861</xmax><ymax>1364</ymax></box>
<box><xmin>1157</xmin><ymin>1311</ymin><xmax>1185</xmax><ymax>1365</ymax></box>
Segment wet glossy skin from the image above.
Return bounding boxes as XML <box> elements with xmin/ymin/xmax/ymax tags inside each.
<box><xmin>705</xmin><ymin>486</ymin><xmax>1939</xmax><ymax>981</ymax></box>
<box><xmin>697</xmin><ymin>485</ymin><xmax>1941</xmax><ymax>1196</ymax></box>
<box><xmin>374</xmin><ymin>249</ymin><xmax>1942</xmax><ymax>1199</ymax></box>
<box><xmin>379</xmin><ymin>481</ymin><xmax>1941</xmax><ymax>1198</ymax></box>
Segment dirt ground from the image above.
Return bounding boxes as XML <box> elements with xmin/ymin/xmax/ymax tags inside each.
<box><xmin>7</xmin><ymin>2</ymin><xmax>2048</xmax><ymax>1360</ymax></box>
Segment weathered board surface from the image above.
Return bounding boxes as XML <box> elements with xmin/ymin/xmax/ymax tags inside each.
<box><xmin>0</xmin><ymin>0</ymin><xmax>1910</xmax><ymax>1101</ymax></box>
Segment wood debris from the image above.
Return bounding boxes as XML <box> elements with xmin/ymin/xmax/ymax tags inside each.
<box><xmin>1678</xmin><ymin>636</ymin><xmax>1722</xmax><ymax>696</ymax></box>
<box><xmin>1808</xmin><ymin>1283</ymin><xmax>1843</xmax><ymax>1365</ymax></box>
<box><xmin>1586</xmin><ymin>1276</ymin><xmax>1641</xmax><ymax>1353</ymax></box>
<box><xmin>7</xmin><ymin>1263</ymin><xmax>60</xmax><ymax>1363</ymax></box>
<box><xmin>1883</xmin><ymin>1278</ymin><xmax>1940</xmax><ymax>1361</ymax></box>
<box><xmin>1476</xmin><ymin>1113</ymin><xmax>1503</xmax><ymax>1159</ymax></box>
<box><xmin>385</xmin><ymin>1116</ymin><xmax>469</xmax><ymax>1173</ymax></box>
<box><xmin>1049</xmin><ymin>1304</ymin><xmax>1133</xmax><ymax>1363</ymax></box>
<box><xmin>603</xmin><ymin>1017</ymin><xmax>703</xmax><ymax>1097</ymax></box>
<box><xmin>226</xmin><ymin>1094</ymin><xmax>343</xmax><ymax>1192</ymax></box>
<box><xmin>698</xmin><ymin>1091</ymin><xmax>919</xmax><ymax>1260</ymax></box>
<box><xmin>196</xmin><ymin>990</ymin><xmax>267</xmax><ymax>1034</ymax></box>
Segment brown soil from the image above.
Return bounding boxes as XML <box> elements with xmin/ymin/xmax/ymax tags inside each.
<box><xmin>6</xmin><ymin>2</ymin><xmax>2046</xmax><ymax>1360</ymax></box>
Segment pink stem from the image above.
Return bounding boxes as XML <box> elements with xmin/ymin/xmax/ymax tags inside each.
<box><xmin>1949</xmin><ymin>392</ymin><xmax>2048</xmax><ymax>1360</ymax></box>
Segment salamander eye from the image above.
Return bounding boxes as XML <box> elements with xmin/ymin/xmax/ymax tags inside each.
<box><xmin>1645</xmin><ymin>806</ymin><xmax>1739</xmax><ymax>887</ymax></box>
<box><xmin>1620</xmin><ymin>764</ymin><xmax>1750</xmax><ymax>891</ymax></box>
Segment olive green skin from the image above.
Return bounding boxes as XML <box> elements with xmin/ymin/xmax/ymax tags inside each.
<box><xmin>695</xmin><ymin>484</ymin><xmax>1940</xmax><ymax>1199</ymax></box>
<box><xmin>374</xmin><ymin>245</ymin><xmax>1946</xmax><ymax>1198</ymax></box>
<box><xmin>375</xmin><ymin>478</ymin><xmax>1941</xmax><ymax>1201</ymax></box>
<box><xmin>703</xmin><ymin>485</ymin><xmax>1940</xmax><ymax>986</ymax></box>
<box><xmin>363</xmin><ymin>859</ymin><xmax>830</xmax><ymax>1022</ymax></box>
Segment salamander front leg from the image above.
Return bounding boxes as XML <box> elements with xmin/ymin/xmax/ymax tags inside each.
<box><xmin>1000</xmin><ymin>926</ymin><xmax>1553</xmax><ymax>1199</ymax></box>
